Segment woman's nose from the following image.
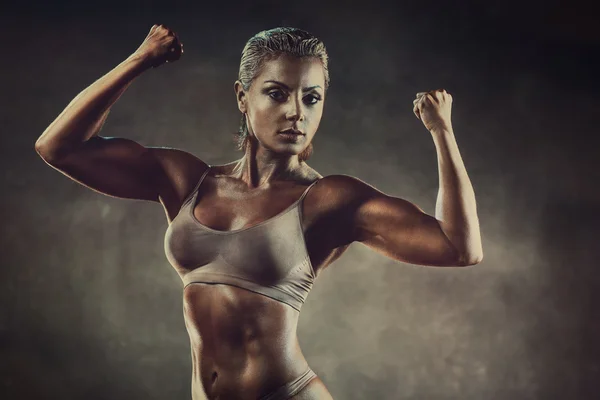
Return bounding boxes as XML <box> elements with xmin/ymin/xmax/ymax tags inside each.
<box><xmin>286</xmin><ymin>97</ymin><xmax>305</xmax><ymax>121</ymax></box>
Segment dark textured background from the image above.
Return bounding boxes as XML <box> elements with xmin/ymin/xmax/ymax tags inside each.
<box><xmin>2</xmin><ymin>0</ymin><xmax>599</xmax><ymax>399</ymax></box>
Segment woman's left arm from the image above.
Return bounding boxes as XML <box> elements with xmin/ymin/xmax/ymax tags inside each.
<box><xmin>348</xmin><ymin>89</ymin><xmax>482</xmax><ymax>267</ymax></box>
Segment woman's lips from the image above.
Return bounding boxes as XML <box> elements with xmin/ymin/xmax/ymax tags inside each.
<box><xmin>279</xmin><ymin>129</ymin><xmax>304</xmax><ymax>135</ymax></box>
<box><xmin>278</xmin><ymin>131</ymin><xmax>305</xmax><ymax>141</ymax></box>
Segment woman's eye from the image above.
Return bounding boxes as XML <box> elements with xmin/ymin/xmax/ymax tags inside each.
<box><xmin>304</xmin><ymin>95</ymin><xmax>321</xmax><ymax>105</ymax></box>
<box><xmin>269</xmin><ymin>91</ymin><xmax>285</xmax><ymax>101</ymax></box>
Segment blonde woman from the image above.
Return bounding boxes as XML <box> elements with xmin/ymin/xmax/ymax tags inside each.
<box><xmin>35</xmin><ymin>24</ymin><xmax>482</xmax><ymax>400</ymax></box>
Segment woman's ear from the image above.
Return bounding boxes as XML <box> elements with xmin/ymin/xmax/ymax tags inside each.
<box><xmin>234</xmin><ymin>80</ymin><xmax>247</xmax><ymax>113</ymax></box>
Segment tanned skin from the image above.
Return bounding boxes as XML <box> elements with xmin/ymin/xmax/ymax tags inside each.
<box><xmin>35</xmin><ymin>24</ymin><xmax>482</xmax><ymax>399</ymax></box>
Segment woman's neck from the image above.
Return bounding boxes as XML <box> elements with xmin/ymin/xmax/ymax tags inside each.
<box><xmin>232</xmin><ymin>142</ymin><xmax>303</xmax><ymax>188</ymax></box>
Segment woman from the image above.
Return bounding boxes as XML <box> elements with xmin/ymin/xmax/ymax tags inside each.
<box><xmin>35</xmin><ymin>25</ymin><xmax>482</xmax><ymax>400</ymax></box>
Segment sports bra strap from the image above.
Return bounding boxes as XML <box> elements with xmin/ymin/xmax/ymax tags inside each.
<box><xmin>298</xmin><ymin>179</ymin><xmax>320</xmax><ymax>203</ymax></box>
<box><xmin>181</xmin><ymin>164</ymin><xmax>211</xmax><ymax>206</ymax></box>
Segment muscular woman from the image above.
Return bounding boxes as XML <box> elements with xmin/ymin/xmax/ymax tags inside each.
<box><xmin>35</xmin><ymin>25</ymin><xmax>483</xmax><ymax>400</ymax></box>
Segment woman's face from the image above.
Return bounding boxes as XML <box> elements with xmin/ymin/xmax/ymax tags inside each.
<box><xmin>235</xmin><ymin>54</ymin><xmax>326</xmax><ymax>158</ymax></box>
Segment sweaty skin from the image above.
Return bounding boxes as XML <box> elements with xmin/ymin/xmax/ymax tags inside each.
<box><xmin>167</xmin><ymin>162</ymin><xmax>344</xmax><ymax>399</ymax></box>
<box><xmin>175</xmin><ymin>163</ymin><xmax>346</xmax><ymax>400</ymax></box>
<box><xmin>35</xmin><ymin>25</ymin><xmax>482</xmax><ymax>400</ymax></box>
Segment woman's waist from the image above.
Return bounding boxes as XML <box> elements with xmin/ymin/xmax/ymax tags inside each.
<box><xmin>191</xmin><ymin>325</ymin><xmax>305</xmax><ymax>366</ymax></box>
<box><xmin>191</xmin><ymin>340</ymin><xmax>309</xmax><ymax>400</ymax></box>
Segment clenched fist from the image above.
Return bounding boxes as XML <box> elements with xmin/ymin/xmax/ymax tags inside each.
<box><xmin>413</xmin><ymin>89</ymin><xmax>453</xmax><ymax>134</ymax></box>
<box><xmin>133</xmin><ymin>24</ymin><xmax>184</xmax><ymax>68</ymax></box>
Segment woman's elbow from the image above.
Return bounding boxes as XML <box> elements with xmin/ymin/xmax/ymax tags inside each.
<box><xmin>459</xmin><ymin>252</ymin><xmax>483</xmax><ymax>266</ymax></box>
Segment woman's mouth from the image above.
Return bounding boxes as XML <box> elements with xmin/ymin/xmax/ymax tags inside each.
<box><xmin>278</xmin><ymin>129</ymin><xmax>305</xmax><ymax>141</ymax></box>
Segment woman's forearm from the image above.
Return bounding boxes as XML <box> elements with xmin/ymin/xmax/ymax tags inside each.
<box><xmin>432</xmin><ymin>128</ymin><xmax>483</xmax><ymax>265</ymax></box>
<box><xmin>35</xmin><ymin>52</ymin><xmax>151</xmax><ymax>162</ymax></box>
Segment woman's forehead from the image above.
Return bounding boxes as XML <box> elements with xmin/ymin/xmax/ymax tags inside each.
<box><xmin>256</xmin><ymin>55</ymin><xmax>325</xmax><ymax>89</ymax></box>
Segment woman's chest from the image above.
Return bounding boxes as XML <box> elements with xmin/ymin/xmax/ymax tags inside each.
<box><xmin>166</xmin><ymin>176</ymin><xmax>353</xmax><ymax>276</ymax></box>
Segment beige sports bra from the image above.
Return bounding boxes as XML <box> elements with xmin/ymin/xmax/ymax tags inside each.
<box><xmin>164</xmin><ymin>167</ymin><xmax>320</xmax><ymax>312</ymax></box>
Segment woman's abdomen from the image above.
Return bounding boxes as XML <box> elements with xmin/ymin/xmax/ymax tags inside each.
<box><xmin>183</xmin><ymin>283</ymin><xmax>309</xmax><ymax>400</ymax></box>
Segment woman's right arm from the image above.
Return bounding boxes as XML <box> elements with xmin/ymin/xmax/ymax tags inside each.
<box><xmin>34</xmin><ymin>25</ymin><xmax>206</xmax><ymax>209</ymax></box>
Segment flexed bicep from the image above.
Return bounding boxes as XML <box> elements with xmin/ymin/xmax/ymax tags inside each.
<box><xmin>353</xmin><ymin>193</ymin><xmax>462</xmax><ymax>266</ymax></box>
<box><xmin>39</xmin><ymin>136</ymin><xmax>206</xmax><ymax>210</ymax></box>
<box><xmin>329</xmin><ymin>175</ymin><xmax>462</xmax><ymax>267</ymax></box>
<box><xmin>40</xmin><ymin>136</ymin><xmax>170</xmax><ymax>201</ymax></box>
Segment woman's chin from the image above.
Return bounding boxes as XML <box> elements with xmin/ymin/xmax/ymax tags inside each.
<box><xmin>269</xmin><ymin>144</ymin><xmax>307</xmax><ymax>158</ymax></box>
<box><xmin>255</xmin><ymin>136</ymin><xmax>310</xmax><ymax>158</ymax></box>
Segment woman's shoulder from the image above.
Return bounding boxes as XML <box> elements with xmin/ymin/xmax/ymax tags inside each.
<box><xmin>147</xmin><ymin>147</ymin><xmax>209</xmax><ymax>220</ymax></box>
<box><xmin>155</xmin><ymin>148</ymin><xmax>208</xmax><ymax>178</ymax></box>
<box><xmin>300</xmin><ymin>168</ymin><xmax>380</xmax><ymax>209</ymax></box>
<box><xmin>311</xmin><ymin>171</ymin><xmax>373</xmax><ymax>192</ymax></box>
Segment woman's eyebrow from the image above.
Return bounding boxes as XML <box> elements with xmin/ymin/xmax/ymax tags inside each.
<box><xmin>263</xmin><ymin>80</ymin><xmax>322</xmax><ymax>92</ymax></box>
